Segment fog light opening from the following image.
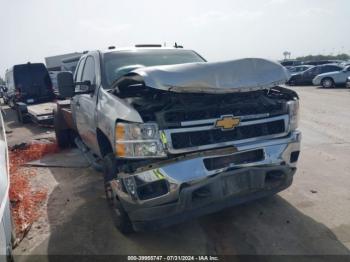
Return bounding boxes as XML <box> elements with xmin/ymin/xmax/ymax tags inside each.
<box><xmin>290</xmin><ymin>151</ymin><xmax>300</xmax><ymax>163</ymax></box>
<box><xmin>265</xmin><ymin>171</ymin><xmax>285</xmax><ymax>186</ymax></box>
<box><xmin>137</xmin><ymin>180</ymin><xmax>169</xmax><ymax>200</ymax></box>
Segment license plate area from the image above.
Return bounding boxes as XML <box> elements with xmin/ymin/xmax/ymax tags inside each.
<box><xmin>223</xmin><ymin>171</ymin><xmax>265</xmax><ymax>196</ymax></box>
<box><xmin>203</xmin><ymin>149</ymin><xmax>264</xmax><ymax>171</ymax></box>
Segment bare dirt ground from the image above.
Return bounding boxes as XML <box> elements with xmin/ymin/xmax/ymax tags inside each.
<box><xmin>3</xmin><ymin>86</ymin><xmax>350</xmax><ymax>259</ymax></box>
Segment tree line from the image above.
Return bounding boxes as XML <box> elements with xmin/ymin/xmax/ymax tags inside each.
<box><xmin>295</xmin><ymin>53</ymin><xmax>350</xmax><ymax>62</ymax></box>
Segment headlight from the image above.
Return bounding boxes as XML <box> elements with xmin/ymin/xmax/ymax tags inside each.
<box><xmin>287</xmin><ymin>99</ymin><xmax>299</xmax><ymax>131</ymax></box>
<box><xmin>115</xmin><ymin>122</ymin><xmax>166</xmax><ymax>158</ymax></box>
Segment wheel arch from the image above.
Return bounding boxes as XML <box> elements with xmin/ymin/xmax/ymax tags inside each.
<box><xmin>321</xmin><ymin>77</ymin><xmax>335</xmax><ymax>88</ymax></box>
<box><xmin>321</xmin><ymin>76</ymin><xmax>334</xmax><ymax>83</ymax></box>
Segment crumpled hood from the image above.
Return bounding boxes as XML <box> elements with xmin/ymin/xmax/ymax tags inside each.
<box><xmin>130</xmin><ymin>58</ymin><xmax>291</xmax><ymax>93</ymax></box>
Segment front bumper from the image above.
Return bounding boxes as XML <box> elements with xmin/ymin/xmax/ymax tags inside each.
<box><xmin>113</xmin><ymin>131</ymin><xmax>301</xmax><ymax>231</ymax></box>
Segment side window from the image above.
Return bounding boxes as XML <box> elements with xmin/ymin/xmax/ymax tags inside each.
<box><xmin>75</xmin><ymin>58</ymin><xmax>86</xmax><ymax>82</ymax></box>
<box><xmin>81</xmin><ymin>56</ymin><xmax>96</xmax><ymax>84</ymax></box>
<box><xmin>313</xmin><ymin>67</ymin><xmax>321</xmax><ymax>75</ymax></box>
<box><xmin>305</xmin><ymin>68</ymin><xmax>314</xmax><ymax>75</ymax></box>
<box><xmin>323</xmin><ymin>66</ymin><xmax>339</xmax><ymax>72</ymax></box>
<box><xmin>319</xmin><ymin>66</ymin><xmax>327</xmax><ymax>73</ymax></box>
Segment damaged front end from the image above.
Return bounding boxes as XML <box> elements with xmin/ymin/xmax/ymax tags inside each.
<box><xmin>107</xmin><ymin>59</ymin><xmax>301</xmax><ymax>230</ymax></box>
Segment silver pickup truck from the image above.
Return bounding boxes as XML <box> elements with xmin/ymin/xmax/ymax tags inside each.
<box><xmin>55</xmin><ymin>47</ymin><xmax>301</xmax><ymax>233</ymax></box>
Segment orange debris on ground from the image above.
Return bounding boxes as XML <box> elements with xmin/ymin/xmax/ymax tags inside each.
<box><xmin>9</xmin><ymin>140</ymin><xmax>59</xmax><ymax>237</ymax></box>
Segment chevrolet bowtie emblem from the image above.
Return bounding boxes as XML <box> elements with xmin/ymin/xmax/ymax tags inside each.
<box><xmin>215</xmin><ymin>115</ymin><xmax>240</xmax><ymax>130</ymax></box>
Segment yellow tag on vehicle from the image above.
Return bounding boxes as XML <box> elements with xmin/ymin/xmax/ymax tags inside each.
<box><xmin>160</xmin><ymin>131</ymin><xmax>167</xmax><ymax>144</ymax></box>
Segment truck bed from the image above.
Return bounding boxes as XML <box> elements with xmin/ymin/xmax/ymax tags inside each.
<box><xmin>27</xmin><ymin>102</ymin><xmax>56</xmax><ymax>117</ymax></box>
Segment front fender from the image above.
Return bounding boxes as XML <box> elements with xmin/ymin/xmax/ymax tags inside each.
<box><xmin>96</xmin><ymin>88</ymin><xmax>143</xmax><ymax>154</ymax></box>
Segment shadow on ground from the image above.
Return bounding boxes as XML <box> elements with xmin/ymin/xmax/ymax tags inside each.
<box><xmin>27</xmin><ymin>165</ymin><xmax>349</xmax><ymax>258</ymax></box>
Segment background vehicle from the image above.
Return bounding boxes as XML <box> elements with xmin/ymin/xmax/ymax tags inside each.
<box><xmin>49</xmin><ymin>71</ymin><xmax>60</xmax><ymax>97</ymax></box>
<box><xmin>346</xmin><ymin>76</ymin><xmax>350</xmax><ymax>88</ymax></box>
<box><xmin>54</xmin><ymin>47</ymin><xmax>301</xmax><ymax>233</ymax></box>
<box><xmin>4</xmin><ymin>63</ymin><xmax>54</xmax><ymax>108</ymax></box>
<box><xmin>304</xmin><ymin>60</ymin><xmax>341</xmax><ymax>66</ymax></box>
<box><xmin>313</xmin><ymin>65</ymin><xmax>350</xmax><ymax>88</ymax></box>
<box><xmin>0</xmin><ymin>109</ymin><xmax>13</xmax><ymax>261</ymax></box>
<box><xmin>288</xmin><ymin>65</ymin><xmax>313</xmax><ymax>74</ymax></box>
<box><xmin>61</xmin><ymin>55</ymin><xmax>82</xmax><ymax>73</ymax></box>
<box><xmin>280</xmin><ymin>60</ymin><xmax>303</xmax><ymax>67</ymax></box>
<box><xmin>0</xmin><ymin>86</ymin><xmax>6</xmax><ymax>102</ymax></box>
<box><xmin>287</xmin><ymin>64</ymin><xmax>343</xmax><ymax>85</ymax></box>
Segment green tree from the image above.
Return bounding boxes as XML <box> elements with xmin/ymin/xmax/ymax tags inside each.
<box><xmin>0</xmin><ymin>76</ymin><xmax>5</xmax><ymax>85</ymax></box>
<box><xmin>295</xmin><ymin>53</ymin><xmax>350</xmax><ymax>62</ymax></box>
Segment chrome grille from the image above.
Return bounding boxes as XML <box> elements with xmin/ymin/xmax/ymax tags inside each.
<box><xmin>163</xmin><ymin>115</ymin><xmax>289</xmax><ymax>154</ymax></box>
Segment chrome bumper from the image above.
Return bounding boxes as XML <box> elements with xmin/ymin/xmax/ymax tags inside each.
<box><xmin>113</xmin><ymin>130</ymin><xmax>301</xmax><ymax>228</ymax></box>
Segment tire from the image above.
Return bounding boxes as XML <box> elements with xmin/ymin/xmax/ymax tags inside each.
<box><xmin>54</xmin><ymin>108</ymin><xmax>74</xmax><ymax>148</ymax></box>
<box><xmin>8</xmin><ymin>99</ymin><xmax>15</xmax><ymax>108</ymax></box>
<box><xmin>16</xmin><ymin>108</ymin><xmax>23</xmax><ymax>123</ymax></box>
<box><xmin>321</xmin><ymin>78</ymin><xmax>334</xmax><ymax>88</ymax></box>
<box><xmin>103</xmin><ymin>153</ymin><xmax>133</xmax><ymax>234</ymax></box>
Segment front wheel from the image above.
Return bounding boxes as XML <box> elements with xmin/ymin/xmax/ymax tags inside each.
<box><xmin>321</xmin><ymin>78</ymin><xmax>334</xmax><ymax>88</ymax></box>
<box><xmin>103</xmin><ymin>153</ymin><xmax>134</xmax><ymax>234</ymax></box>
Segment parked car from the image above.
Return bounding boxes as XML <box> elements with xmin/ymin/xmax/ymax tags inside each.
<box><xmin>346</xmin><ymin>76</ymin><xmax>350</xmax><ymax>88</ymax></box>
<box><xmin>49</xmin><ymin>71</ymin><xmax>60</xmax><ymax>97</ymax></box>
<box><xmin>304</xmin><ymin>60</ymin><xmax>341</xmax><ymax>66</ymax></box>
<box><xmin>4</xmin><ymin>63</ymin><xmax>55</xmax><ymax>108</ymax></box>
<box><xmin>287</xmin><ymin>64</ymin><xmax>343</xmax><ymax>85</ymax></box>
<box><xmin>0</xmin><ymin>109</ymin><xmax>13</xmax><ymax>261</ymax></box>
<box><xmin>280</xmin><ymin>60</ymin><xmax>303</xmax><ymax>67</ymax></box>
<box><xmin>54</xmin><ymin>46</ymin><xmax>301</xmax><ymax>233</ymax></box>
<box><xmin>288</xmin><ymin>65</ymin><xmax>313</xmax><ymax>74</ymax></box>
<box><xmin>0</xmin><ymin>86</ymin><xmax>6</xmax><ymax>101</ymax></box>
<box><xmin>312</xmin><ymin>65</ymin><xmax>350</xmax><ymax>88</ymax></box>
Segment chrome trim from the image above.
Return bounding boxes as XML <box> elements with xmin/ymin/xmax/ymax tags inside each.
<box><xmin>180</xmin><ymin>113</ymin><xmax>270</xmax><ymax>127</ymax></box>
<box><xmin>117</xmin><ymin>130</ymin><xmax>301</xmax><ymax>206</ymax></box>
<box><xmin>164</xmin><ymin>114</ymin><xmax>289</xmax><ymax>154</ymax></box>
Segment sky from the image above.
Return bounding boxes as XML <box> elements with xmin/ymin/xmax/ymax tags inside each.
<box><xmin>0</xmin><ymin>0</ymin><xmax>349</xmax><ymax>77</ymax></box>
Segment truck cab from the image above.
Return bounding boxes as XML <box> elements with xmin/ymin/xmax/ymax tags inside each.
<box><xmin>55</xmin><ymin>46</ymin><xmax>301</xmax><ymax>233</ymax></box>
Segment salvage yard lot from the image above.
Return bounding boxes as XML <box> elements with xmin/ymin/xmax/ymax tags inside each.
<box><xmin>4</xmin><ymin>86</ymin><xmax>350</xmax><ymax>257</ymax></box>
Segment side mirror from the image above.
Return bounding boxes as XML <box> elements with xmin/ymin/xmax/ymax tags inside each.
<box><xmin>57</xmin><ymin>72</ymin><xmax>75</xmax><ymax>98</ymax></box>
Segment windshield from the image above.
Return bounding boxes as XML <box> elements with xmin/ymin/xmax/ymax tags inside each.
<box><xmin>103</xmin><ymin>49</ymin><xmax>205</xmax><ymax>86</ymax></box>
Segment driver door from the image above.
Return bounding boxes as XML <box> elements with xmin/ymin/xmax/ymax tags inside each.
<box><xmin>73</xmin><ymin>56</ymin><xmax>100</xmax><ymax>154</ymax></box>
